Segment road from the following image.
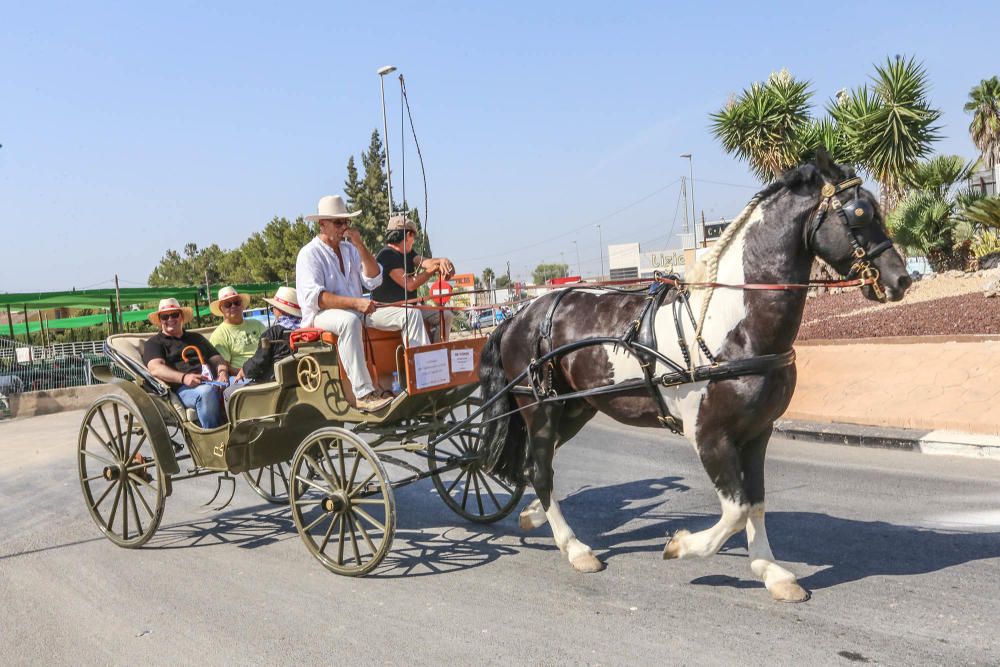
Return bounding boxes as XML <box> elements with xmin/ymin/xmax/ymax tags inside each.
<box><xmin>2</xmin><ymin>409</ymin><xmax>999</xmax><ymax>665</ymax></box>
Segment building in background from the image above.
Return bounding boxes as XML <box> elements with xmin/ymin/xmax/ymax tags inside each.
<box><xmin>606</xmin><ymin>215</ymin><xmax>732</xmax><ymax>280</ymax></box>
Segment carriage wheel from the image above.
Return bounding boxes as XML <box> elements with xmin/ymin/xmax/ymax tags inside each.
<box><xmin>289</xmin><ymin>427</ymin><xmax>396</xmax><ymax>576</ymax></box>
<box><xmin>428</xmin><ymin>396</ymin><xmax>525</xmax><ymax>523</ymax></box>
<box><xmin>78</xmin><ymin>395</ymin><xmax>165</xmax><ymax>547</ymax></box>
<box><xmin>242</xmin><ymin>462</ymin><xmax>292</xmax><ymax>503</ymax></box>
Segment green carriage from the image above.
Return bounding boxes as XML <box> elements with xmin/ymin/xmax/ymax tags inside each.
<box><xmin>77</xmin><ymin>326</ymin><xmax>523</xmax><ymax>576</ymax></box>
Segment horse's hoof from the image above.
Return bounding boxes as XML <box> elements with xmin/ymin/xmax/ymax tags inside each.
<box><xmin>570</xmin><ymin>552</ymin><xmax>605</xmax><ymax>573</ymax></box>
<box><xmin>662</xmin><ymin>529</ymin><xmax>691</xmax><ymax>560</ymax></box>
<box><xmin>769</xmin><ymin>581</ymin><xmax>811</xmax><ymax>603</ymax></box>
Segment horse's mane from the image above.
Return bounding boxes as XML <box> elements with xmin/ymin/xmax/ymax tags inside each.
<box><xmin>685</xmin><ymin>163</ymin><xmax>822</xmax><ymax>336</ymax></box>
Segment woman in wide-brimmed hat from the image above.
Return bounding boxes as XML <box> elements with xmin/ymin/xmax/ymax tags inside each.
<box><xmin>238</xmin><ymin>286</ymin><xmax>303</xmax><ymax>385</ymax></box>
<box><xmin>141</xmin><ymin>298</ymin><xmax>230</xmax><ymax>428</ymax></box>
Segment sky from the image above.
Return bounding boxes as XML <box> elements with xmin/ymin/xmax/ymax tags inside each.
<box><xmin>0</xmin><ymin>0</ymin><xmax>995</xmax><ymax>291</ymax></box>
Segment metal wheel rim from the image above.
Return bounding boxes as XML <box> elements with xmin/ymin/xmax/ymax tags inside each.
<box><xmin>428</xmin><ymin>397</ymin><xmax>525</xmax><ymax>523</ymax></box>
<box><xmin>242</xmin><ymin>461</ymin><xmax>292</xmax><ymax>503</ymax></box>
<box><xmin>78</xmin><ymin>395</ymin><xmax>165</xmax><ymax>547</ymax></box>
<box><xmin>289</xmin><ymin>427</ymin><xmax>396</xmax><ymax>576</ymax></box>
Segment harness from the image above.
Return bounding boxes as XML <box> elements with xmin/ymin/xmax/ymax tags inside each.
<box><xmin>499</xmin><ymin>174</ymin><xmax>886</xmax><ymax>435</ymax></box>
<box><xmin>804</xmin><ymin>177</ymin><xmax>894</xmax><ymax>301</ymax></box>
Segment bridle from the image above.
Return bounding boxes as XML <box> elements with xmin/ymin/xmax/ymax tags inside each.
<box><xmin>804</xmin><ymin>176</ymin><xmax>894</xmax><ymax>301</ymax></box>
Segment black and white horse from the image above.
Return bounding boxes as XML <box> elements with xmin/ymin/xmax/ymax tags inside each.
<box><xmin>478</xmin><ymin>157</ymin><xmax>911</xmax><ymax>602</ymax></box>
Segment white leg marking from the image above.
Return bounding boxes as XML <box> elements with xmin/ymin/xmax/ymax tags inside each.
<box><xmin>544</xmin><ymin>487</ymin><xmax>603</xmax><ymax>573</ymax></box>
<box><xmin>746</xmin><ymin>504</ymin><xmax>809</xmax><ymax>602</ymax></box>
<box><xmin>519</xmin><ymin>498</ymin><xmax>548</xmax><ymax>530</ymax></box>
<box><xmin>664</xmin><ymin>493</ymin><xmax>748</xmax><ymax>559</ymax></box>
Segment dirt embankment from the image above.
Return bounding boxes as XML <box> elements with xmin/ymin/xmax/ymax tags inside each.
<box><xmin>799</xmin><ymin>269</ymin><xmax>1000</xmax><ymax>340</ymax></box>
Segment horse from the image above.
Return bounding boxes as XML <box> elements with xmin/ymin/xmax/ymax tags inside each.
<box><xmin>477</xmin><ymin>156</ymin><xmax>911</xmax><ymax>602</ymax></box>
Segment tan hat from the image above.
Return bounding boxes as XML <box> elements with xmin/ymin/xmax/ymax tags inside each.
<box><xmin>305</xmin><ymin>195</ymin><xmax>362</xmax><ymax>222</ymax></box>
<box><xmin>149</xmin><ymin>298</ymin><xmax>194</xmax><ymax>325</ymax></box>
<box><xmin>263</xmin><ymin>286</ymin><xmax>302</xmax><ymax>317</ymax></box>
<box><xmin>386</xmin><ymin>214</ymin><xmax>418</xmax><ymax>233</ymax></box>
<box><xmin>209</xmin><ymin>286</ymin><xmax>252</xmax><ymax>317</ymax></box>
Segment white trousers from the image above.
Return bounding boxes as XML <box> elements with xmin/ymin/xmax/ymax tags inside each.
<box><xmin>366</xmin><ymin>306</ymin><xmax>431</xmax><ymax>347</ymax></box>
<box><xmin>313</xmin><ymin>306</ymin><xmax>431</xmax><ymax>398</ymax></box>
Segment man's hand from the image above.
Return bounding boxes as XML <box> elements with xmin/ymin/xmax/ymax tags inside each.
<box><xmin>355</xmin><ymin>298</ymin><xmax>376</xmax><ymax>315</ymax></box>
<box><xmin>235</xmin><ymin>368</ymin><xmax>246</xmax><ymax>382</ymax></box>
<box><xmin>343</xmin><ymin>227</ymin><xmax>363</xmax><ymax>246</ymax></box>
<box><xmin>216</xmin><ymin>367</ymin><xmax>229</xmax><ymax>383</ymax></box>
<box><xmin>438</xmin><ymin>258</ymin><xmax>455</xmax><ymax>280</ymax></box>
<box><xmin>182</xmin><ymin>373</ymin><xmax>203</xmax><ymax>388</ymax></box>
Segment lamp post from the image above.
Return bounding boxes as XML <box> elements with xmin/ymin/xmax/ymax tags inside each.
<box><xmin>573</xmin><ymin>239</ymin><xmax>582</xmax><ymax>277</ymax></box>
<box><xmin>680</xmin><ymin>153</ymin><xmax>695</xmax><ymax>246</ymax></box>
<box><xmin>596</xmin><ymin>224</ymin><xmax>605</xmax><ymax>279</ymax></box>
<box><xmin>378</xmin><ymin>65</ymin><xmax>398</xmax><ymax>213</ymax></box>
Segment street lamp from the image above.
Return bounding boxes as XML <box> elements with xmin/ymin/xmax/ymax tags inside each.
<box><xmin>573</xmin><ymin>240</ymin><xmax>582</xmax><ymax>277</ymax></box>
<box><xmin>596</xmin><ymin>224</ymin><xmax>605</xmax><ymax>279</ymax></box>
<box><xmin>378</xmin><ymin>65</ymin><xmax>398</xmax><ymax>213</ymax></box>
<box><xmin>680</xmin><ymin>153</ymin><xmax>695</xmax><ymax>245</ymax></box>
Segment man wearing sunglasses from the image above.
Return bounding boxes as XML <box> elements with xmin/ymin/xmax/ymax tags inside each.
<box><xmin>142</xmin><ymin>298</ymin><xmax>230</xmax><ymax>428</ymax></box>
<box><xmin>209</xmin><ymin>285</ymin><xmax>265</xmax><ymax>382</ymax></box>
<box><xmin>296</xmin><ymin>195</ymin><xmax>393</xmax><ymax>412</ymax></box>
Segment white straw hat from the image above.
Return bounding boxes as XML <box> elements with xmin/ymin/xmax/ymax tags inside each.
<box><xmin>304</xmin><ymin>195</ymin><xmax>362</xmax><ymax>222</ymax></box>
<box><xmin>263</xmin><ymin>286</ymin><xmax>302</xmax><ymax>318</ymax></box>
<box><xmin>209</xmin><ymin>286</ymin><xmax>252</xmax><ymax>317</ymax></box>
<box><xmin>148</xmin><ymin>298</ymin><xmax>194</xmax><ymax>325</ymax></box>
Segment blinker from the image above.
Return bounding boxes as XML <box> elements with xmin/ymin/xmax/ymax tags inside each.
<box><xmin>845</xmin><ymin>198</ymin><xmax>873</xmax><ymax>228</ymax></box>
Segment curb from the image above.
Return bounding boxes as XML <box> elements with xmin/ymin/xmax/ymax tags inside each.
<box><xmin>774</xmin><ymin>419</ymin><xmax>1000</xmax><ymax>461</ymax></box>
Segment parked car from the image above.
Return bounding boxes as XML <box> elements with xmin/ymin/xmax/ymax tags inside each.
<box><xmin>0</xmin><ymin>375</ymin><xmax>25</xmax><ymax>394</ymax></box>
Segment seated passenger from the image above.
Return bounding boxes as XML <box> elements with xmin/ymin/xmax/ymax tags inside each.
<box><xmin>142</xmin><ymin>298</ymin><xmax>230</xmax><ymax>428</ymax></box>
<box><xmin>238</xmin><ymin>286</ymin><xmax>302</xmax><ymax>383</ymax></box>
<box><xmin>209</xmin><ymin>285</ymin><xmax>265</xmax><ymax>383</ymax></box>
<box><xmin>370</xmin><ymin>215</ymin><xmax>456</xmax><ymax>343</ymax></box>
<box><xmin>296</xmin><ymin>195</ymin><xmax>425</xmax><ymax>412</ymax></box>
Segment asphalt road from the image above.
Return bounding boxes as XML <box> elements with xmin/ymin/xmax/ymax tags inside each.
<box><xmin>2</xmin><ymin>409</ymin><xmax>1000</xmax><ymax>666</ymax></box>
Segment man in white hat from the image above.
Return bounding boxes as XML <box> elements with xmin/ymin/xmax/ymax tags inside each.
<box><xmin>141</xmin><ymin>298</ymin><xmax>230</xmax><ymax>428</ymax></box>
<box><xmin>209</xmin><ymin>286</ymin><xmax>265</xmax><ymax>381</ymax></box>
<box><xmin>296</xmin><ymin>195</ymin><xmax>399</xmax><ymax>411</ymax></box>
<box><xmin>370</xmin><ymin>215</ymin><xmax>456</xmax><ymax>342</ymax></box>
<box><xmin>238</xmin><ymin>286</ymin><xmax>302</xmax><ymax>384</ymax></box>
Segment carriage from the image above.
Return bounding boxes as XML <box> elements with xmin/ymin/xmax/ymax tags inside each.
<box><xmin>78</xmin><ymin>325</ymin><xmax>524</xmax><ymax>576</ymax></box>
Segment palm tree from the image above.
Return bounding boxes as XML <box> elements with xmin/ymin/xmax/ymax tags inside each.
<box><xmin>887</xmin><ymin>155</ymin><xmax>978</xmax><ymax>271</ymax></box>
<box><xmin>965</xmin><ymin>76</ymin><xmax>1000</xmax><ymax>169</ymax></box>
<box><xmin>481</xmin><ymin>267</ymin><xmax>495</xmax><ymax>288</ymax></box>
<box><xmin>832</xmin><ymin>56</ymin><xmax>941</xmax><ymax>212</ymax></box>
<box><xmin>710</xmin><ymin>69</ymin><xmax>814</xmax><ymax>181</ymax></box>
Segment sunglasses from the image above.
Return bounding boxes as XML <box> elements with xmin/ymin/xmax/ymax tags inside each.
<box><xmin>332</xmin><ymin>219</ymin><xmax>350</xmax><ymax>227</ymax></box>
<box><xmin>221</xmin><ymin>300</ymin><xmax>242</xmax><ymax>309</ymax></box>
<box><xmin>160</xmin><ymin>311</ymin><xmax>182</xmax><ymax>321</ymax></box>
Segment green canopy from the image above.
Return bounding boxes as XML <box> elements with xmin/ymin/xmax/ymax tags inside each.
<box><xmin>7</xmin><ymin>305</ymin><xmax>216</xmax><ymax>336</ymax></box>
<box><xmin>0</xmin><ymin>283</ymin><xmax>282</xmax><ymax>309</ymax></box>
<box><xmin>2</xmin><ymin>283</ymin><xmax>282</xmax><ymax>337</ymax></box>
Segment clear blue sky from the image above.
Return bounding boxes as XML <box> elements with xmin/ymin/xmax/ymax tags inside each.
<box><xmin>1</xmin><ymin>1</ymin><xmax>994</xmax><ymax>291</ymax></box>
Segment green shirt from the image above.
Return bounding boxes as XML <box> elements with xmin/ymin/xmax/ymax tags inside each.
<box><xmin>209</xmin><ymin>319</ymin><xmax>266</xmax><ymax>369</ymax></box>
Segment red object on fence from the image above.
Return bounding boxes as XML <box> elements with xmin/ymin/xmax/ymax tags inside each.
<box><xmin>548</xmin><ymin>276</ymin><xmax>583</xmax><ymax>286</ymax></box>
<box><xmin>429</xmin><ymin>279</ymin><xmax>453</xmax><ymax>306</ymax></box>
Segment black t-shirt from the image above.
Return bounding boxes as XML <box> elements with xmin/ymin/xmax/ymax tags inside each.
<box><xmin>372</xmin><ymin>247</ymin><xmax>419</xmax><ymax>303</ymax></box>
<box><xmin>142</xmin><ymin>331</ymin><xmax>220</xmax><ymax>386</ymax></box>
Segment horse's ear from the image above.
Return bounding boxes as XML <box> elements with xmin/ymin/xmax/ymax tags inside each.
<box><xmin>815</xmin><ymin>146</ymin><xmax>835</xmax><ymax>176</ymax></box>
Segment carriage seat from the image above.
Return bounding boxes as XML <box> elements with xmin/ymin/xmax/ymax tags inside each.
<box><xmin>106</xmin><ymin>328</ymin><xmax>218</xmax><ymax>424</ymax></box>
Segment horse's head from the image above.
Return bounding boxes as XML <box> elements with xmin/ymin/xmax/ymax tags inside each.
<box><xmin>803</xmin><ymin>153</ymin><xmax>911</xmax><ymax>302</ymax></box>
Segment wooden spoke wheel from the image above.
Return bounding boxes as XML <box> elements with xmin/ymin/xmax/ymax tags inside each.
<box><xmin>243</xmin><ymin>462</ymin><xmax>292</xmax><ymax>503</ymax></box>
<box><xmin>78</xmin><ymin>395</ymin><xmax>165</xmax><ymax>547</ymax></box>
<box><xmin>289</xmin><ymin>427</ymin><xmax>395</xmax><ymax>576</ymax></box>
<box><xmin>428</xmin><ymin>396</ymin><xmax>525</xmax><ymax>523</ymax></box>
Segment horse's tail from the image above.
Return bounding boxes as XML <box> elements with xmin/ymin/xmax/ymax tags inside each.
<box><xmin>479</xmin><ymin>318</ymin><xmax>529</xmax><ymax>486</ymax></box>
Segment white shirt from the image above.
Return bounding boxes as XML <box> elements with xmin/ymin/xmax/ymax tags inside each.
<box><xmin>296</xmin><ymin>237</ymin><xmax>383</xmax><ymax>327</ymax></box>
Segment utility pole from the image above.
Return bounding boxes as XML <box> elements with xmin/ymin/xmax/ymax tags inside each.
<box><xmin>596</xmin><ymin>224</ymin><xmax>605</xmax><ymax>279</ymax></box>
<box><xmin>114</xmin><ymin>274</ymin><xmax>123</xmax><ymax>333</ymax></box>
<box><xmin>573</xmin><ymin>240</ymin><xmax>582</xmax><ymax>277</ymax></box>
<box><xmin>680</xmin><ymin>176</ymin><xmax>689</xmax><ymax>235</ymax></box>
